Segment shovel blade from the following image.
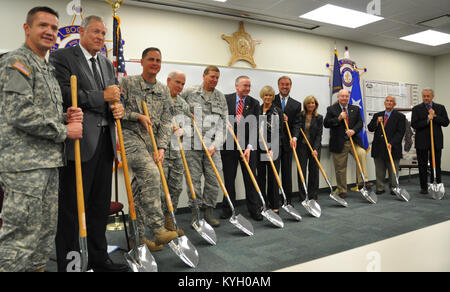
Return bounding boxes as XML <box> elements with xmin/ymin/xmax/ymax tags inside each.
<box><xmin>393</xmin><ymin>187</ymin><xmax>411</xmax><ymax>202</ymax></box>
<box><xmin>124</xmin><ymin>244</ymin><xmax>157</xmax><ymax>272</ymax></box>
<box><xmin>307</xmin><ymin>200</ymin><xmax>322</xmax><ymax>218</ymax></box>
<box><xmin>360</xmin><ymin>187</ymin><xmax>378</xmax><ymax>204</ymax></box>
<box><xmin>192</xmin><ymin>219</ymin><xmax>217</xmax><ymax>245</ymax></box>
<box><xmin>428</xmin><ymin>183</ymin><xmax>445</xmax><ymax>200</ymax></box>
<box><xmin>329</xmin><ymin>193</ymin><xmax>348</xmax><ymax>207</ymax></box>
<box><xmin>262</xmin><ymin>209</ymin><xmax>284</xmax><ymax>228</ymax></box>
<box><xmin>282</xmin><ymin>203</ymin><xmax>302</xmax><ymax>221</ymax></box>
<box><xmin>168</xmin><ymin>236</ymin><xmax>199</xmax><ymax>268</ymax></box>
<box><xmin>230</xmin><ymin>214</ymin><xmax>254</xmax><ymax>236</ymax></box>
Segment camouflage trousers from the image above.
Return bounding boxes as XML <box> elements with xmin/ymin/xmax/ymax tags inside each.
<box><xmin>161</xmin><ymin>157</ymin><xmax>184</xmax><ymax>214</ymax></box>
<box><xmin>185</xmin><ymin>150</ymin><xmax>222</xmax><ymax>208</ymax></box>
<box><xmin>0</xmin><ymin>168</ymin><xmax>58</xmax><ymax>272</ymax></box>
<box><xmin>124</xmin><ymin>135</ymin><xmax>164</xmax><ymax>239</ymax></box>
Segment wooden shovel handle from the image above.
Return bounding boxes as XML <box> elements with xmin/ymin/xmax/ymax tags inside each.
<box><xmin>430</xmin><ymin>119</ymin><xmax>436</xmax><ymax>169</ymax></box>
<box><xmin>142</xmin><ymin>101</ymin><xmax>174</xmax><ymax>213</ymax></box>
<box><xmin>258</xmin><ymin>128</ymin><xmax>283</xmax><ymax>188</ymax></box>
<box><xmin>191</xmin><ymin>116</ymin><xmax>230</xmax><ymax>198</ymax></box>
<box><xmin>380</xmin><ymin>122</ymin><xmax>398</xmax><ymax>175</ymax></box>
<box><xmin>173</xmin><ymin>119</ymin><xmax>197</xmax><ymax>200</ymax></box>
<box><xmin>114</xmin><ymin>102</ymin><xmax>137</xmax><ymax>220</ymax></box>
<box><xmin>298</xmin><ymin>127</ymin><xmax>328</xmax><ymax>180</ymax></box>
<box><xmin>343</xmin><ymin>119</ymin><xmax>365</xmax><ymax>176</ymax></box>
<box><xmin>70</xmin><ymin>75</ymin><xmax>87</xmax><ymax>238</ymax></box>
<box><xmin>284</xmin><ymin>121</ymin><xmax>306</xmax><ymax>183</ymax></box>
<box><xmin>226</xmin><ymin>121</ymin><xmax>261</xmax><ymax>193</ymax></box>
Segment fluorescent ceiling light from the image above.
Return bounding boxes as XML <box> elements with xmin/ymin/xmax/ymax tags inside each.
<box><xmin>400</xmin><ymin>30</ymin><xmax>450</xmax><ymax>46</ymax></box>
<box><xmin>213</xmin><ymin>0</ymin><xmax>227</xmax><ymax>2</ymax></box>
<box><xmin>299</xmin><ymin>4</ymin><xmax>383</xmax><ymax>28</ymax></box>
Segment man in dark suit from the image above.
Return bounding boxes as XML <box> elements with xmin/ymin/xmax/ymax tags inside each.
<box><xmin>411</xmin><ymin>88</ymin><xmax>449</xmax><ymax>194</ymax></box>
<box><xmin>273</xmin><ymin>76</ymin><xmax>301</xmax><ymax>204</ymax></box>
<box><xmin>51</xmin><ymin>15</ymin><xmax>128</xmax><ymax>272</ymax></box>
<box><xmin>221</xmin><ymin>76</ymin><xmax>262</xmax><ymax>221</ymax></box>
<box><xmin>367</xmin><ymin>96</ymin><xmax>406</xmax><ymax>195</ymax></box>
<box><xmin>324</xmin><ymin>89</ymin><xmax>364</xmax><ymax>198</ymax></box>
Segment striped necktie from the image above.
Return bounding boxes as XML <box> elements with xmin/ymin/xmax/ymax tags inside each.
<box><xmin>236</xmin><ymin>97</ymin><xmax>244</xmax><ymax>123</ymax></box>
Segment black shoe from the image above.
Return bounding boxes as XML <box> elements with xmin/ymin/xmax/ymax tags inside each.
<box><xmin>90</xmin><ymin>258</ymin><xmax>130</xmax><ymax>272</ymax></box>
<box><xmin>376</xmin><ymin>190</ymin><xmax>385</xmax><ymax>195</ymax></box>
<box><xmin>420</xmin><ymin>189</ymin><xmax>428</xmax><ymax>195</ymax></box>
<box><xmin>250</xmin><ymin>211</ymin><xmax>263</xmax><ymax>221</ymax></box>
<box><xmin>220</xmin><ymin>209</ymin><xmax>232</xmax><ymax>219</ymax></box>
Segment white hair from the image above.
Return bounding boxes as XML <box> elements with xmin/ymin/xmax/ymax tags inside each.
<box><xmin>168</xmin><ymin>70</ymin><xmax>185</xmax><ymax>79</ymax></box>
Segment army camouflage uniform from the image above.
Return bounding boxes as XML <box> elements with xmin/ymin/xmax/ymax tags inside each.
<box><xmin>180</xmin><ymin>84</ymin><xmax>228</xmax><ymax>209</ymax></box>
<box><xmin>160</xmin><ymin>94</ymin><xmax>191</xmax><ymax>214</ymax></box>
<box><xmin>120</xmin><ymin>75</ymin><xmax>172</xmax><ymax>239</ymax></box>
<box><xmin>0</xmin><ymin>45</ymin><xmax>67</xmax><ymax>272</ymax></box>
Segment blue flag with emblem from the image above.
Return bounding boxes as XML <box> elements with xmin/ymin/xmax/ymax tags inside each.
<box><xmin>113</xmin><ymin>15</ymin><xmax>126</xmax><ymax>79</ymax></box>
<box><xmin>332</xmin><ymin>49</ymin><xmax>343</xmax><ymax>95</ymax></box>
<box><xmin>349</xmin><ymin>70</ymin><xmax>369</xmax><ymax>151</ymax></box>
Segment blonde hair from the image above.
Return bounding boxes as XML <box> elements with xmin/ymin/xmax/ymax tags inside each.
<box><xmin>302</xmin><ymin>95</ymin><xmax>319</xmax><ymax>116</ymax></box>
<box><xmin>260</xmin><ymin>86</ymin><xmax>275</xmax><ymax>100</ymax></box>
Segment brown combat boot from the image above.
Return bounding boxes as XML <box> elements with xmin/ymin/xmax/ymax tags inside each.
<box><xmin>165</xmin><ymin>213</ymin><xmax>184</xmax><ymax>236</ymax></box>
<box><xmin>204</xmin><ymin>206</ymin><xmax>220</xmax><ymax>227</ymax></box>
<box><xmin>154</xmin><ymin>227</ymin><xmax>178</xmax><ymax>245</ymax></box>
<box><xmin>129</xmin><ymin>237</ymin><xmax>163</xmax><ymax>252</ymax></box>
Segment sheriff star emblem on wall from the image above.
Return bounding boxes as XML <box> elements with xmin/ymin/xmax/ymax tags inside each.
<box><xmin>222</xmin><ymin>22</ymin><xmax>261</xmax><ymax>68</ymax></box>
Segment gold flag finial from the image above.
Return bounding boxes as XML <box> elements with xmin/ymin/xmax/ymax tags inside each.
<box><xmin>105</xmin><ymin>0</ymin><xmax>123</xmax><ymax>16</ymax></box>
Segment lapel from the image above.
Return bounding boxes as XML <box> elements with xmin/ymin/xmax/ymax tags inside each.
<box><xmin>97</xmin><ymin>54</ymin><xmax>110</xmax><ymax>87</ymax></box>
<box><xmin>242</xmin><ymin>96</ymin><xmax>250</xmax><ymax>117</ymax></box>
<box><xmin>75</xmin><ymin>46</ymin><xmax>97</xmax><ymax>90</ymax></box>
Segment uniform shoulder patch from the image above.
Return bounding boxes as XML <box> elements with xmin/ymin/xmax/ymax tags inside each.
<box><xmin>12</xmin><ymin>60</ymin><xmax>31</xmax><ymax>76</ymax></box>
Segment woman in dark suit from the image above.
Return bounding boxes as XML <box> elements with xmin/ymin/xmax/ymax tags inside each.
<box><xmin>297</xmin><ymin>95</ymin><xmax>323</xmax><ymax>201</ymax></box>
<box><xmin>257</xmin><ymin>86</ymin><xmax>283</xmax><ymax>213</ymax></box>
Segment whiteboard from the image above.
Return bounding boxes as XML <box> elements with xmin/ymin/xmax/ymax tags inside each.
<box><xmin>125</xmin><ymin>60</ymin><xmax>331</xmax><ymax>145</ymax></box>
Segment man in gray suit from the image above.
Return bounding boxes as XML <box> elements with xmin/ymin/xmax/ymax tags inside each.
<box><xmin>51</xmin><ymin>15</ymin><xmax>128</xmax><ymax>272</ymax></box>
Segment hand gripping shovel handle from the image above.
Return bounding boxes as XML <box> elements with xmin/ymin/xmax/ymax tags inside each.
<box><xmin>284</xmin><ymin>121</ymin><xmax>307</xmax><ymax>189</ymax></box>
<box><xmin>142</xmin><ymin>101</ymin><xmax>174</xmax><ymax>213</ymax></box>
<box><xmin>70</xmin><ymin>76</ymin><xmax>87</xmax><ymax>239</ymax></box>
<box><xmin>226</xmin><ymin>121</ymin><xmax>262</xmax><ymax>194</ymax></box>
<box><xmin>380</xmin><ymin>122</ymin><xmax>398</xmax><ymax>176</ymax></box>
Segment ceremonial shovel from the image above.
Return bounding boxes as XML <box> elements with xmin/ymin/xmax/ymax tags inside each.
<box><xmin>428</xmin><ymin>120</ymin><xmax>445</xmax><ymax>200</ymax></box>
<box><xmin>343</xmin><ymin>119</ymin><xmax>377</xmax><ymax>204</ymax></box>
<box><xmin>299</xmin><ymin>128</ymin><xmax>348</xmax><ymax>207</ymax></box>
<box><xmin>142</xmin><ymin>102</ymin><xmax>199</xmax><ymax>268</ymax></box>
<box><xmin>70</xmin><ymin>75</ymin><xmax>90</xmax><ymax>272</ymax></box>
<box><xmin>258</xmin><ymin>127</ymin><xmax>302</xmax><ymax>221</ymax></box>
<box><xmin>284</xmin><ymin>122</ymin><xmax>321</xmax><ymax>218</ymax></box>
<box><xmin>174</xmin><ymin>120</ymin><xmax>217</xmax><ymax>245</ymax></box>
<box><xmin>227</xmin><ymin>122</ymin><xmax>284</xmax><ymax>228</ymax></box>
<box><xmin>380</xmin><ymin>121</ymin><xmax>410</xmax><ymax>202</ymax></box>
<box><xmin>192</xmin><ymin>117</ymin><xmax>254</xmax><ymax>236</ymax></box>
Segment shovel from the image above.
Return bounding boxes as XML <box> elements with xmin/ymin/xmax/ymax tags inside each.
<box><xmin>70</xmin><ymin>75</ymin><xmax>90</xmax><ymax>272</ymax></box>
<box><xmin>299</xmin><ymin>128</ymin><xmax>348</xmax><ymax>207</ymax></box>
<box><xmin>284</xmin><ymin>121</ymin><xmax>321</xmax><ymax>217</ymax></box>
<box><xmin>428</xmin><ymin>120</ymin><xmax>445</xmax><ymax>200</ymax></box>
<box><xmin>227</xmin><ymin>122</ymin><xmax>284</xmax><ymax>228</ymax></box>
<box><xmin>191</xmin><ymin>117</ymin><xmax>254</xmax><ymax>236</ymax></box>
<box><xmin>112</xmin><ymin>100</ymin><xmax>157</xmax><ymax>272</ymax></box>
<box><xmin>344</xmin><ymin>119</ymin><xmax>377</xmax><ymax>204</ymax></box>
<box><xmin>380</xmin><ymin>122</ymin><xmax>411</xmax><ymax>202</ymax></box>
<box><xmin>142</xmin><ymin>102</ymin><xmax>199</xmax><ymax>268</ymax></box>
<box><xmin>258</xmin><ymin>128</ymin><xmax>302</xmax><ymax>221</ymax></box>
<box><xmin>174</xmin><ymin>120</ymin><xmax>217</xmax><ymax>245</ymax></box>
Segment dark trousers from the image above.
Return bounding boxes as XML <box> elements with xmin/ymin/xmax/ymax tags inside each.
<box><xmin>297</xmin><ymin>144</ymin><xmax>320</xmax><ymax>200</ymax></box>
<box><xmin>417</xmin><ymin>148</ymin><xmax>442</xmax><ymax>190</ymax></box>
<box><xmin>56</xmin><ymin>127</ymin><xmax>114</xmax><ymax>272</ymax></box>
<box><xmin>257</xmin><ymin>154</ymin><xmax>280</xmax><ymax>210</ymax></box>
<box><xmin>221</xmin><ymin>150</ymin><xmax>261</xmax><ymax>215</ymax></box>
<box><xmin>280</xmin><ymin>147</ymin><xmax>294</xmax><ymax>203</ymax></box>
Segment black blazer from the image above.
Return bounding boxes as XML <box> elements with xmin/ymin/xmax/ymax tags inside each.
<box><xmin>258</xmin><ymin>104</ymin><xmax>283</xmax><ymax>152</ymax></box>
<box><xmin>367</xmin><ymin>110</ymin><xmax>406</xmax><ymax>160</ymax></box>
<box><xmin>411</xmin><ymin>102</ymin><xmax>449</xmax><ymax>150</ymax></box>
<box><xmin>298</xmin><ymin>113</ymin><xmax>323</xmax><ymax>151</ymax></box>
<box><xmin>273</xmin><ymin>94</ymin><xmax>301</xmax><ymax>151</ymax></box>
<box><xmin>50</xmin><ymin>45</ymin><xmax>117</xmax><ymax>162</ymax></box>
<box><xmin>223</xmin><ymin>93</ymin><xmax>260</xmax><ymax>152</ymax></box>
<box><xmin>324</xmin><ymin>103</ymin><xmax>363</xmax><ymax>153</ymax></box>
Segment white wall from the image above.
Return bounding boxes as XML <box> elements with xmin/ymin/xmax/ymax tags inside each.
<box><xmin>1</xmin><ymin>0</ymin><xmax>444</xmax><ymax>211</ymax></box>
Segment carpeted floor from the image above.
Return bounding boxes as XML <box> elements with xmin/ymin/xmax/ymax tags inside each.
<box><xmin>45</xmin><ymin>174</ymin><xmax>450</xmax><ymax>272</ymax></box>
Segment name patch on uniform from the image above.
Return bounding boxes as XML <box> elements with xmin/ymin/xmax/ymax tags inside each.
<box><xmin>12</xmin><ymin>60</ymin><xmax>31</xmax><ymax>76</ymax></box>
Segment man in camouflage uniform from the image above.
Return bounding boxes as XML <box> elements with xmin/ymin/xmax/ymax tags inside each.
<box><xmin>0</xmin><ymin>7</ymin><xmax>83</xmax><ymax>272</ymax></box>
<box><xmin>121</xmin><ymin>48</ymin><xmax>177</xmax><ymax>251</ymax></box>
<box><xmin>160</xmin><ymin>70</ymin><xmax>191</xmax><ymax>236</ymax></box>
<box><xmin>180</xmin><ymin>66</ymin><xmax>228</xmax><ymax>227</ymax></box>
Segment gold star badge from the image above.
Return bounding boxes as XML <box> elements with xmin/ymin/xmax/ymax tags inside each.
<box><xmin>222</xmin><ymin>22</ymin><xmax>261</xmax><ymax>68</ymax></box>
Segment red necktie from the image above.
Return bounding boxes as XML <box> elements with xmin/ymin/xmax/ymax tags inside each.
<box><xmin>384</xmin><ymin>114</ymin><xmax>389</xmax><ymax>127</ymax></box>
<box><xmin>236</xmin><ymin>97</ymin><xmax>244</xmax><ymax>123</ymax></box>
<box><xmin>343</xmin><ymin>107</ymin><xmax>349</xmax><ymax>124</ymax></box>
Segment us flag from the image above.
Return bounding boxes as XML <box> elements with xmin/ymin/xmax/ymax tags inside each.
<box><xmin>113</xmin><ymin>15</ymin><xmax>126</xmax><ymax>80</ymax></box>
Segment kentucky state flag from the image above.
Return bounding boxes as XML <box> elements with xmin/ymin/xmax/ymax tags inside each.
<box><xmin>332</xmin><ymin>49</ymin><xmax>343</xmax><ymax>95</ymax></box>
<box><xmin>349</xmin><ymin>70</ymin><xmax>369</xmax><ymax>151</ymax></box>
